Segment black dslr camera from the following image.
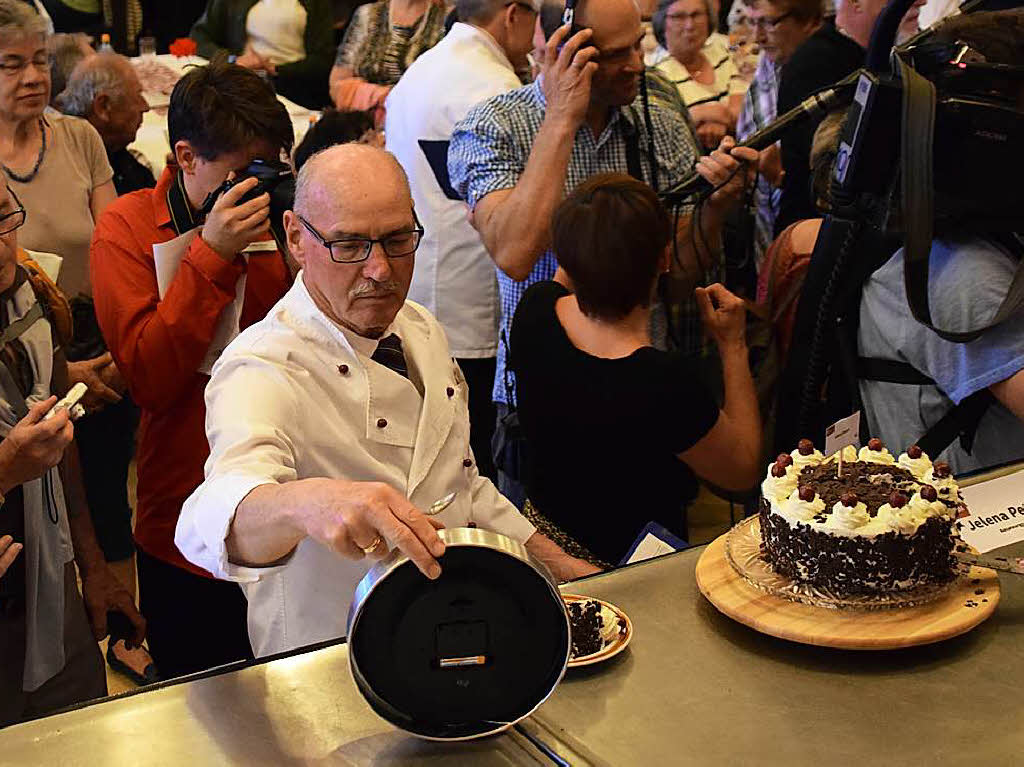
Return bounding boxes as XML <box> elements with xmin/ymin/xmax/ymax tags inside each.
<box><xmin>200</xmin><ymin>157</ymin><xmax>295</xmax><ymax>219</ymax></box>
<box><xmin>200</xmin><ymin>158</ymin><xmax>296</xmax><ymax>249</ymax></box>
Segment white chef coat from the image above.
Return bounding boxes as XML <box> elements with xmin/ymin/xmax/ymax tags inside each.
<box><xmin>175</xmin><ymin>274</ymin><xmax>535</xmax><ymax>657</ymax></box>
<box><xmin>384</xmin><ymin>23</ymin><xmax>521</xmax><ymax>359</ymax></box>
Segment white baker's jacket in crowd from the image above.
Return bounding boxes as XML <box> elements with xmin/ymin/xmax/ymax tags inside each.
<box><xmin>175</xmin><ymin>275</ymin><xmax>535</xmax><ymax>657</ymax></box>
<box><xmin>384</xmin><ymin>22</ymin><xmax>522</xmax><ymax>360</ymax></box>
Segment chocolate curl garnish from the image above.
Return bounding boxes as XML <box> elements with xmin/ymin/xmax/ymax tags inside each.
<box><xmin>868</xmin><ymin>437</ymin><xmax>883</xmax><ymax>451</ymax></box>
<box><xmin>888</xmin><ymin>491</ymin><xmax>909</xmax><ymax>508</ymax></box>
<box><xmin>919</xmin><ymin>485</ymin><xmax>938</xmax><ymax>502</ymax></box>
<box><xmin>797</xmin><ymin>438</ymin><xmax>814</xmax><ymax>456</ymax></box>
<box><xmin>907</xmin><ymin>444</ymin><xmax>923</xmax><ymax>459</ymax></box>
<box><xmin>840</xmin><ymin>492</ymin><xmax>859</xmax><ymax>508</ymax></box>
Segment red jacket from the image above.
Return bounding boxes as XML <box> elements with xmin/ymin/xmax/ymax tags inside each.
<box><xmin>91</xmin><ymin>167</ymin><xmax>291</xmax><ymax>576</ymax></box>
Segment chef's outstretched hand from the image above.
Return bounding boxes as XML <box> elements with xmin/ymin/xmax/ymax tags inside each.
<box><xmin>297</xmin><ymin>479</ymin><xmax>446</xmax><ymax>579</ymax></box>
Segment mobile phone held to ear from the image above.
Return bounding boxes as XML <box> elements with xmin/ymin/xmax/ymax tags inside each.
<box><xmin>558</xmin><ymin>0</ymin><xmax>585</xmax><ymax>53</ymax></box>
<box><xmin>562</xmin><ymin>0</ymin><xmax>579</xmax><ymax>33</ymax></box>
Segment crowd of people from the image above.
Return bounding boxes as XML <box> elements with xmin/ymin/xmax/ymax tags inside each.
<box><xmin>0</xmin><ymin>0</ymin><xmax>1021</xmax><ymax>731</ymax></box>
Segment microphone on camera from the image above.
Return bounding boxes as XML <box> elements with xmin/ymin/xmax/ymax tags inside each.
<box><xmin>661</xmin><ymin>72</ymin><xmax>861</xmax><ymax>204</ymax></box>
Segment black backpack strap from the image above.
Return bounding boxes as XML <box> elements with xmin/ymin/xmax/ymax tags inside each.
<box><xmin>857</xmin><ymin>356</ymin><xmax>993</xmax><ymax>456</ymax></box>
<box><xmin>899</xmin><ymin>57</ymin><xmax>1024</xmax><ymax>343</ymax></box>
<box><xmin>857</xmin><ymin>356</ymin><xmax>935</xmax><ymax>386</ymax></box>
<box><xmin>917</xmin><ymin>389</ymin><xmax>995</xmax><ymax>458</ymax></box>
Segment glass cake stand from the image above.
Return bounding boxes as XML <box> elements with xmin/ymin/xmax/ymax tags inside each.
<box><xmin>725</xmin><ymin>516</ymin><xmax>964</xmax><ymax>611</ymax></box>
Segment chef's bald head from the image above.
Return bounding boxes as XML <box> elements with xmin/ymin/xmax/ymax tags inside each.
<box><xmin>285</xmin><ymin>143</ymin><xmax>418</xmax><ymax>339</ymax></box>
<box><xmin>293</xmin><ymin>143</ymin><xmax>411</xmax><ymax>219</ymax></box>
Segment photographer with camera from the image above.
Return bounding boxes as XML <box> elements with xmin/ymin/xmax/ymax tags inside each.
<box><xmin>89</xmin><ymin>61</ymin><xmax>293</xmax><ymax>679</ymax></box>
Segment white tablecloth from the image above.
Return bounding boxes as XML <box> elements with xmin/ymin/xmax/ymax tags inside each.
<box><xmin>129</xmin><ymin>55</ymin><xmax>317</xmax><ymax>178</ymax></box>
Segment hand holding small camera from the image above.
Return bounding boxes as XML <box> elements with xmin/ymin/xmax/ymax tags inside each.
<box><xmin>0</xmin><ymin>396</ymin><xmax>74</xmax><ymax>496</ymax></box>
<box><xmin>201</xmin><ymin>176</ymin><xmax>271</xmax><ymax>260</ymax></box>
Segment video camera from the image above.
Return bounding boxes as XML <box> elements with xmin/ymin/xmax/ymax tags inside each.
<box><xmin>833</xmin><ymin>6</ymin><xmax>1024</xmax><ymax>237</ymax></box>
<box><xmin>761</xmin><ymin>0</ymin><xmax>1024</xmax><ymax>454</ymax></box>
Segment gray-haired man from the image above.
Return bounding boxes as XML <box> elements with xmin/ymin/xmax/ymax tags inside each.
<box><xmin>60</xmin><ymin>52</ymin><xmax>154</xmax><ymax>195</ymax></box>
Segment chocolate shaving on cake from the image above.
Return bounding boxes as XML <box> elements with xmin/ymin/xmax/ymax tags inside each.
<box><xmin>800</xmin><ymin>461</ymin><xmax>931</xmax><ymax>515</ymax></box>
<box><xmin>567</xmin><ymin>600</ymin><xmax>604</xmax><ymax>658</ymax></box>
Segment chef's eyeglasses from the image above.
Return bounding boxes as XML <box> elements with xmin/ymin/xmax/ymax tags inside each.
<box><xmin>298</xmin><ymin>212</ymin><xmax>424</xmax><ymax>264</ymax></box>
<box><xmin>0</xmin><ymin>187</ymin><xmax>26</xmax><ymax>236</ymax></box>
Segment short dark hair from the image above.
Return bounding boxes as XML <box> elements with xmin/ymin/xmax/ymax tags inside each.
<box><xmin>293</xmin><ymin>109</ymin><xmax>375</xmax><ymax>172</ymax></box>
<box><xmin>553</xmin><ymin>173</ymin><xmax>672</xmax><ymax>321</ymax></box>
<box><xmin>168</xmin><ymin>61</ymin><xmax>293</xmax><ymax>160</ymax></box>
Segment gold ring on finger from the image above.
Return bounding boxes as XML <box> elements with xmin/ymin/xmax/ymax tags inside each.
<box><xmin>360</xmin><ymin>535</ymin><xmax>383</xmax><ymax>555</ymax></box>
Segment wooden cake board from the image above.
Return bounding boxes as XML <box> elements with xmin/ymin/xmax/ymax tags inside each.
<box><xmin>696</xmin><ymin>532</ymin><xmax>1000</xmax><ymax>650</ymax></box>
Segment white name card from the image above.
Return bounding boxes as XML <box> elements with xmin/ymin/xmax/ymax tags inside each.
<box><xmin>825</xmin><ymin>411</ymin><xmax>861</xmax><ymax>457</ymax></box>
<box><xmin>958</xmin><ymin>468</ymin><xmax>1024</xmax><ymax>553</ymax></box>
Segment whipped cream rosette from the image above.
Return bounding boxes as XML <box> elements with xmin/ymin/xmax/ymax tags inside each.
<box><xmin>777</xmin><ymin>487</ymin><xmax>825</xmax><ymax>524</ymax></box>
<box><xmin>827</xmin><ymin>499</ymin><xmax>870</xmax><ymax>534</ymax></box>
<box><xmin>761</xmin><ymin>461</ymin><xmax>799</xmax><ymax>504</ymax></box>
<box><xmin>790</xmin><ymin>439</ymin><xmax>823</xmax><ymax>470</ymax></box>
<box><xmin>858</xmin><ymin>444</ymin><xmax>896</xmax><ymax>465</ymax></box>
<box><xmin>897</xmin><ymin>445</ymin><xmax>933</xmax><ymax>479</ymax></box>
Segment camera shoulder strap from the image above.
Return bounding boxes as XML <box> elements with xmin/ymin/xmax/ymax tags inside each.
<box><xmin>624</xmin><ymin>111</ymin><xmax>645</xmax><ymax>185</ymax></box>
<box><xmin>166</xmin><ymin>169</ymin><xmax>200</xmax><ymax>236</ymax></box>
<box><xmin>899</xmin><ymin>57</ymin><xmax>1024</xmax><ymax>343</ymax></box>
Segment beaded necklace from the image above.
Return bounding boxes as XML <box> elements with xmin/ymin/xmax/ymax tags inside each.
<box><xmin>2</xmin><ymin>118</ymin><xmax>47</xmax><ymax>184</ymax></box>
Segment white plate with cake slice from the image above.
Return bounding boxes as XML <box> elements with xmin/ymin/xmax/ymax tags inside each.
<box><xmin>563</xmin><ymin>594</ymin><xmax>633</xmax><ymax>667</ymax></box>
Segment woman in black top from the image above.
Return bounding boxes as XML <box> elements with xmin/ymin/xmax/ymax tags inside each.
<box><xmin>510</xmin><ymin>173</ymin><xmax>762</xmax><ymax>567</ymax></box>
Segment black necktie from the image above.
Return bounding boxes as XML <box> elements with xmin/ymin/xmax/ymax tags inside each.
<box><xmin>371</xmin><ymin>333</ymin><xmax>409</xmax><ymax>380</ymax></box>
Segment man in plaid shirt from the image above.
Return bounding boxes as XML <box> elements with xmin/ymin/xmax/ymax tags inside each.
<box><xmin>736</xmin><ymin>0</ymin><xmax>823</xmax><ymax>273</ymax></box>
<box><xmin>448</xmin><ymin>0</ymin><xmax>755</xmax><ymax>505</ymax></box>
<box><xmin>736</xmin><ymin>50</ymin><xmax>781</xmax><ymax>272</ymax></box>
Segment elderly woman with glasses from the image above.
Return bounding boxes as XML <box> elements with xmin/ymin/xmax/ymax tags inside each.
<box><xmin>0</xmin><ymin>2</ymin><xmax>122</xmax><ymax>407</ymax></box>
<box><xmin>0</xmin><ymin>2</ymin><xmax>116</xmax><ymax>305</ymax></box>
<box><xmin>652</xmin><ymin>0</ymin><xmax>749</xmax><ymax>150</ymax></box>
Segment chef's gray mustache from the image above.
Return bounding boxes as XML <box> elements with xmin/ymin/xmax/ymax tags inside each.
<box><xmin>351</xmin><ymin>279</ymin><xmax>401</xmax><ymax>298</ymax></box>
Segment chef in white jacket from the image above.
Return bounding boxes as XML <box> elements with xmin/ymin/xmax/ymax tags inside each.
<box><xmin>175</xmin><ymin>144</ymin><xmax>596</xmax><ymax>657</ymax></box>
<box><xmin>384</xmin><ymin>0</ymin><xmax>539</xmax><ymax>481</ymax></box>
